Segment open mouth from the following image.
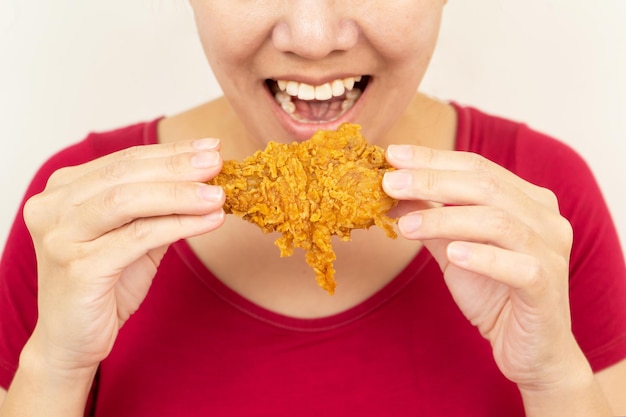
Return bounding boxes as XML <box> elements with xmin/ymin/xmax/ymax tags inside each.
<box><xmin>265</xmin><ymin>76</ymin><xmax>370</xmax><ymax>124</ymax></box>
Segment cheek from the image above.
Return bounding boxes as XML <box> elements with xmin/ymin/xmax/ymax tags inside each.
<box><xmin>192</xmin><ymin>5</ymin><xmax>274</xmax><ymax>68</ymax></box>
<box><xmin>365</xmin><ymin>3</ymin><xmax>443</xmax><ymax>61</ymax></box>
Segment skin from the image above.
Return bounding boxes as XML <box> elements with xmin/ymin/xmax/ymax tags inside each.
<box><xmin>189</xmin><ymin>0</ymin><xmax>445</xmax><ymax>149</ymax></box>
<box><xmin>1</xmin><ymin>1</ymin><xmax>624</xmax><ymax>415</ymax></box>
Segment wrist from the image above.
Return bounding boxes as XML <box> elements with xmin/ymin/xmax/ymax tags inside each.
<box><xmin>19</xmin><ymin>330</ymin><xmax>100</xmax><ymax>385</ymax></box>
<box><xmin>1</xmin><ymin>338</ymin><xmax>97</xmax><ymax>416</ymax></box>
<box><xmin>519</xmin><ymin>350</ymin><xmax>612</xmax><ymax>417</ymax></box>
<box><xmin>2</xmin><ymin>336</ymin><xmax>98</xmax><ymax>416</ymax></box>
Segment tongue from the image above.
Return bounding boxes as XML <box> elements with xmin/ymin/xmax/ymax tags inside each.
<box><xmin>293</xmin><ymin>98</ymin><xmax>345</xmax><ymax>122</ymax></box>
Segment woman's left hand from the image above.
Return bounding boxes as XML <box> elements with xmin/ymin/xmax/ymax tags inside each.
<box><xmin>382</xmin><ymin>144</ymin><xmax>586</xmax><ymax>392</ymax></box>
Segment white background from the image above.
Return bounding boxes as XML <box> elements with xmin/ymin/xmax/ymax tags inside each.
<box><xmin>1</xmin><ymin>1</ymin><xmax>625</xmax><ymax>250</ymax></box>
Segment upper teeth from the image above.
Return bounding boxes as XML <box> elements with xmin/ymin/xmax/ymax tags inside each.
<box><xmin>276</xmin><ymin>76</ymin><xmax>362</xmax><ymax>101</ymax></box>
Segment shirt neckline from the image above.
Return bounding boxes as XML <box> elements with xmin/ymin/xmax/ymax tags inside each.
<box><xmin>144</xmin><ymin>102</ymin><xmax>469</xmax><ymax>331</ymax></box>
<box><xmin>172</xmin><ymin>239</ymin><xmax>433</xmax><ymax>332</ymax></box>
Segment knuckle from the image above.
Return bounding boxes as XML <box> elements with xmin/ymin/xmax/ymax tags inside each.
<box><xmin>517</xmin><ymin>223</ymin><xmax>536</xmax><ymax>248</ymax></box>
<box><xmin>102</xmin><ymin>159</ymin><xmax>130</xmax><ymax>182</ymax></box>
<box><xmin>538</xmin><ymin>211</ymin><xmax>573</xmax><ymax>255</ymax></box>
<box><xmin>128</xmin><ymin>218</ymin><xmax>153</xmax><ymax>240</ymax></box>
<box><xmin>489</xmin><ymin>209</ymin><xmax>515</xmax><ymax>237</ymax></box>
<box><xmin>23</xmin><ymin>193</ymin><xmax>56</xmax><ymax>234</ymax></box>
<box><xmin>422</xmin><ymin>170</ymin><xmax>438</xmax><ymax>193</ymax></box>
<box><xmin>431</xmin><ymin>209</ymin><xmax>449</xmax><ymax>233</ymax></box>
<box><xmin>165</xmin><ymin>154</ymin><xmax>187</xmax><ymax>176</ymax></box>
<box><xmin>417</xmin><ymin>146</ymin><xmax>438</xmax><ymax>166</ymax></box>
<box><xmin>551</xmin><ymin>252</ymin><xmax>570</xmax><ymax>274</ymax></box>
<box><xmin>476</xmin><ymin>171</ymin><xmax>501</xmax><ymax>198</ymax></box>
<box><xmin>170</xmin><ymin>182</ymin><xmax>189</xmax><ymax>203</ymax></box>
<box><xmin>171</xmin><ymin>140</ymin><xmax>192</xmax><ymax>155</ymax></box>
<box><xmin>175</xmin><ymin>214</ymin><xmax>189</xmax><ymax>231</ymax></box>
<box><xmin>468</xmin><ymin>152</ymin><xmax>491</xmax><ymax>172</ymax></box>
<box><xmin>555</xmin><ymin>255</ymin><xmax>571</xmax><ymax>281</ymax></box>
<box><xmin>484</xmin><ymin>249</ymin><xmax>499</xmax><ymax>273</ymax></box>
<box><xmin>23</xmin><ymin>194</ymin><xmax>43</xmax><ymax>230</ymax></box>
<box><xmin>489</xmin><ymin>209</ymin><xmax>536</xmax><ymax>248</ymax></box>
<box><xmin>39</xmin><ymin>230</ymin><xmax>79</xmax><ymax>266</ymax></box>
<box><xmin>538</xmin><ymin>187</ymin><xmax>560</xmax><ymax>210</ymax></box>
<box><xmin>39</xmin><ymin>232</ymin><xmax>62</xmax><ymax>260</ymax></box>
<box><xmin>118</xmin><ymin>145</ymin><xmax>144</xmax><ymax>160</ymax></box>
<box><xmin>560</xmin><ymin>217</ymin><xmax>573</xmax><ymax>244</ymax></box>
<box><xmin>522</xmin><ymin>258</ymin><xmax>545</xmax><ymax>288</ymax></box>
<box><xmin>555</xmin><ymin>215</ymin><xmax>574</xmax><ymax>251</ymax></box>
<box><xmin>101</xmin><ymin>186</ymin><xmax>128</xmax><ymax>213</ymax></box>
<box><xmin>46</xmin><ymin>166</ymin><xmax>74</xmax><ymax>187</ymax></box>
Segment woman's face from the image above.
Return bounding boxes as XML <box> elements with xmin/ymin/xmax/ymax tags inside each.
<box><xmin>190</xmin><ymin>0</ymin><xmax>446</xmax><ymax>145</ymax></box>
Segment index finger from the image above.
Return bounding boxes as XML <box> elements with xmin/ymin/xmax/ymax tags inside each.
<box><xmin>386</xmin><ymin>145</ymin><xmax>558</xmax><ymax>210</ymax></box>
<box><xmin>48</xmin><ymin>137</ymin><xmax>221</xmax><ymax>188</ymax></box>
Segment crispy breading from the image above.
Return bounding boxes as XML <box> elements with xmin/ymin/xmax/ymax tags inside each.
<box><xmin>210</xmin><ymin>123</ymin><xmax>397</xmax><ymax>294</ymax></box>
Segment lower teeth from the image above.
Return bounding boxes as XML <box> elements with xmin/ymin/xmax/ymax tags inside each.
<box><xmin>281</xmin><ymin>101</ymin><xmax>296</xmax><ymax>114</ymax></box>
<box><xmin>341</xmin><ymin>99</ymin><xmax>355</xmax><ymax>111</ymax></box>
<box><xmin>275</xmin><ymin>89</ymin><xmax>362</xmax><ymax>120</ymax></box>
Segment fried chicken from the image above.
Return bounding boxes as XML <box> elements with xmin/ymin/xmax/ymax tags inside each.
<box><xmin>210</xmin><ymin>123</ymin><xmax>397</xmax><ymax>294</ymax></box>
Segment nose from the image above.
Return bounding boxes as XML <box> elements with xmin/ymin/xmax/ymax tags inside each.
<box><xmin>272</xmin><ymin>1</ymin><xmax>359</xmax><ymax>60</ymax></box>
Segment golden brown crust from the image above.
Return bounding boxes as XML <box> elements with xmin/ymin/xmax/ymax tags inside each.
<box><xmin>210</xmin><ymin>123</ymin><xmax>397</xmax><ymax>294</ymax></box>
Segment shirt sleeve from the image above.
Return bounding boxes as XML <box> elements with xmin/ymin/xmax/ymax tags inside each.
<box><xmin>564</xmin><ymin>155</ymin><xmax>626</xmax><ymax>372</ymax></box>
<box><xmin>0</xmin><ymin>121</ymin><xmax>156</xmax><ymax>390</ymax></box>
<box><xmin>457</xmin><ymin>105</ymin><xmax>626</xmax><ymax>372</ymax></box>
<box><xmin>0</xmin><ymin>172</ymin><xmax>46</xmax><ymax>389</ymax></box>
<box><xmin>516</xmin><ymin>125</ymin><xmax>626</xmax><ymax>372</ymax></box>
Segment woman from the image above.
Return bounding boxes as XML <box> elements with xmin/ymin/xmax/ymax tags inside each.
<box><xmin>1</xmin><ymin>1</ymin><xmax>625</xmax><ymax>415</ymax></box>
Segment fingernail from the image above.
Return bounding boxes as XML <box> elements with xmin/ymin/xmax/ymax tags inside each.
<box><xmin>387</xmin><ymin>145</ymin><xmax>414</xmax><ymax>161</ymax></box>
<box><xmin>198</xmin><ymin>185</ymin><xmax>223</xmax><ymax>202</ymax></box>
<box><xmin>383</xmin><ymin>170</ymin><xmax>413</xmax><ymax>190</ymax></box>
<box><xmin>399</xmin><ymin>213</ymin><xmax>422</xmax><ymax>234</ymax></box>
<box><xmin>191</xmin><ymin>151</ymin><xmax>220</xmax><ymax>168</ymax></box>
<box><xmin>193</xmin><ymin>138</ymin><xmax>220</xmax><ymax>150</ymax></box>
<box><xmin>448</xmin><ymin>243</ymin><xmax>471</xmax><ymax>263</ymax></box>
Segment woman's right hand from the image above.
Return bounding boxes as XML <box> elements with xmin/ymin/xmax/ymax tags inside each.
<box><xmin>22</xmin><ymin>138</ymin><xmax>225</xmax><ymax>375</ymax></box>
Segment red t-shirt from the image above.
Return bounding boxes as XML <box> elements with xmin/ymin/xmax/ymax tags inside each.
<box><xmin>1</xmin><ymin>104</ymin><xmax>625</xmax><ymax>416</ymax></box>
